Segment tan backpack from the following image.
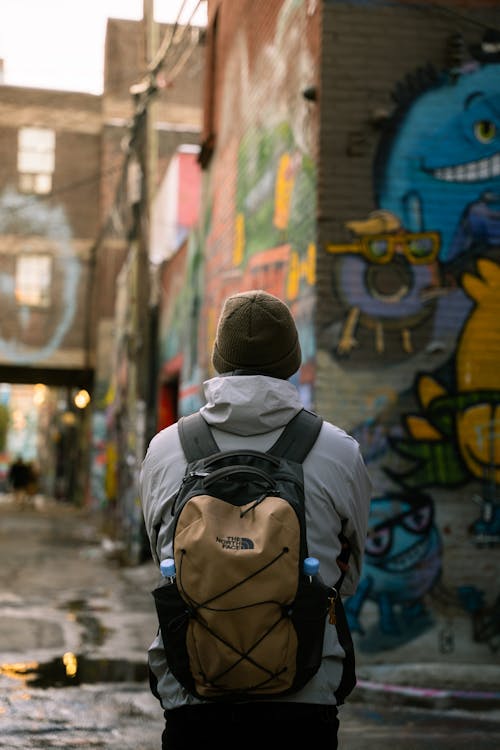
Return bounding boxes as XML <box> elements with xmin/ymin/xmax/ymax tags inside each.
<box><xmin>151</xmin><ymin>408</ymin><xmax>355</xmax><ymax>703</ymax></box>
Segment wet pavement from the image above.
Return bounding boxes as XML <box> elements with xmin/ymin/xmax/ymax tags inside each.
<box><xmin>1</xmin><ymin>494</ymin><xmax>499</xmax><ymax>749</ymax></box>
<box><xmin>0</xmin><ymin>494</ymin><xmax>164</xmax><ymax>748</ymax></box>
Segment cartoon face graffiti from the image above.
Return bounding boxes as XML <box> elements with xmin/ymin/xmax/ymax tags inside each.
<box><xmin>364</xmin><ymin>494</ymin><xmax>442</xmax><ymax>602</ymax></box>
<box><xmin>327</xmin><ymin>220</ymin><xmax>441</xmax><ymax>357</ymax></box>
<box><xmin>344</xmin><ymin>492</ymin><xmax>442</xmax><ymax>638</ymax></box>
<box><xmin>375</xmin><ymin>63</ymin><xmax>500</xmax><ymax>263</ymax></box>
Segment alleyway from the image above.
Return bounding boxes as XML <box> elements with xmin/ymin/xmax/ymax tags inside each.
<box><xmin>1</xmin><ymin>494</ymin><xmax>499</xmax><ymax>749</ymax></box>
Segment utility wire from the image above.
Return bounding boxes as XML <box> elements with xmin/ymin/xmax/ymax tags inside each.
<box><xmin>148</xmin><ymin>0</ymin><xmax>191</xmax><ymax>74</ymax></box>
<box><xmin>162</xmin><ymin>37</ymin><xmax>200</xmax><ymax>88</ymax></box>
<box><xmin>131</xmin><ymin>0</ymin><xmax>202</xmax><ymax>99</ymax></box>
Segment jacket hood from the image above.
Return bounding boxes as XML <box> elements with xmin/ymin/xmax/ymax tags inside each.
<box><xmin>199</xmin><ymin>375</ymin><xmax>303</xmax><ymax>436</ymax></box>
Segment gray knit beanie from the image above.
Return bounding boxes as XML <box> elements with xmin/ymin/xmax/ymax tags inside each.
<box><xmin>212</xmin><ymin>290</ymin><xmax>301</xmax><ymax>379</ymax></box>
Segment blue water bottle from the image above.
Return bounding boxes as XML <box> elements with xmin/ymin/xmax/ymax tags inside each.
<box><xmin>160</xmin><ymin>557</ymin><xmax>176</xmax><ymax>584</ymax></box>
<box><xmin>303</xmin><ymin>556</ymin><xmax>320</xmax><ymax>583</ymax></box>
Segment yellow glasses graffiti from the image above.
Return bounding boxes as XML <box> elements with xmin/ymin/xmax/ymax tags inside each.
<box><xmin>327</xmin><ymin>231</ymin><xmax>440</xmax><ymax>265</ymax></box>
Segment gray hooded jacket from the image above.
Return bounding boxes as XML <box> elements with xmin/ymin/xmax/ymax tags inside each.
<box><xmin>139</xmin><ymin>374</ymin><xmax>372</xmax><ymax>709</ymax></box>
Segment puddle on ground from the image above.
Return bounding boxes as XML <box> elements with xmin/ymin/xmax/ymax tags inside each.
<box><xmin>61</xmin><ymin>599</ymin><xmax>110</xmax><ymax>646</ymax></box>
<box><xmin>1</xmin><ymin>654</ymin><xmax>148</xmax><ymax>688</ymax></box>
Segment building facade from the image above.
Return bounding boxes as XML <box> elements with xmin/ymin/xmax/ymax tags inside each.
<box><xmin>0</xmin><ymin>17</ymin><xmax>204</xmax><ymax>511</ymax></box>
<box><xmin>0</xmin><ymin>85</ymin><xmax>101</xmax><ymax>386</ymax></box>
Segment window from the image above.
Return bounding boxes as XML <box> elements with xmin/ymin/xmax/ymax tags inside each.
<box><xmin>17</xmin><ymin>127</ymin><xmax>55</xmax><ymax>195</ymax></box>
<box><xmin>15</xmin><ymin>254</ymin><xmax>52</xmax><ymax>307</ymax></box>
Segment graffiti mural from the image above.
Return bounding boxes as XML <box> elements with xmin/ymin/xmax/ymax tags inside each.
<box><xmin>349</xmin><ymin>258</ymin><xmax>500</xmax><ymax>651</ymax></box>
<box><xmin>327</xmin><ymin>42</ymin><xmax>500</xmax><ymax>363</ymax></box>
<box><xmin>167</xmin><ymin>230</ymin><xmax>206</xmax><ymax>417</ymax></box>
<box><xmin>388</xmin><ymin>258</ymin><xmax>500</xmax><ymax>547</ymax></box>
<box><xmin>183</xmin><ymin>0</ymin><xmax>319</xmax><ymax>407</ymax></box>
<box><xmin>202</xmin><ymin>118</ymin><xmax>317</xmax><ymax>404</ymax></box>
<box><xmin>345</xmin><ymin>491</ymin><xmax>442</xmax><ymax>650</ymax></box>
<box><xmin>329</xmin><ymin>218</ymin><xmax>441</xmax><ymax>358</ymax></box>
<box><xmin>374</xmin><ymin>64</ymin><xmax>500</xmax><ymax>265</ymax></box>
<box><xmin>326</xmin><ymin>30</ymin><xmax>500</xmax><ymax>655</ymax></box>
<box><xmin>0</xmin><ymin>188</ymin><xmax>81</xmax><ymax>365</ymax></box>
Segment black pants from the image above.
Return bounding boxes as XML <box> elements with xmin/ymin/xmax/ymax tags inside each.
<box><xmin>162</xmin><ymin>702</ymin><xmax>339</xmax><ymax>749</ymax></box>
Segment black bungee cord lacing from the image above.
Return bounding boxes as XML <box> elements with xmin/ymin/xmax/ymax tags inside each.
<box><xmin>176</xmin><ymin>546</ymin><xmax>293</xmax><ymax>692</ymax></box>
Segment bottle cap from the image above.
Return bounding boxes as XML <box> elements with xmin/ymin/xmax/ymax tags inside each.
<box><xmin>160</xmin><ymin>558</ymin><xmax>176</xmax><ymax>578</ymax></box>
<box><xmin>303</xmin><ymin>557</ymin><xmax>320</xmax><ymax>576</ymax></box>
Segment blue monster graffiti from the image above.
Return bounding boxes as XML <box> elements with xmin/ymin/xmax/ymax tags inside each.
<box><xmin>327</xmin><ymin>38</ymin><xmax>500</xmax><ymax>360</ymax></box>
<box><xmin>374</xmin><ymin>61</ymin><xmax>500</xmax><ymax>264</ymax></box>
<box><xmin>345</xmin><ymin>493</ymin><xmax>442</xmax><ymax>648</ymax></box>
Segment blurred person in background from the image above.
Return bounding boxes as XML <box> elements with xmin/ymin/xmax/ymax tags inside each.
<box><xmin>8</xmin><ymin>455</ymin><xmax>35</xmax><ymax>507</ymax></box>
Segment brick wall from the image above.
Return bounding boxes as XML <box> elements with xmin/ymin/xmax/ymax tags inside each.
<box><xmin>193</xmin><ymin>0</ymin><xmax>320</xmax><ymax>407</ymax></box>
<box><xmin>0</xmin><ymin>86</ymin><xmax>101</xmax><ymax>373</ymax></box>
<box><xmin>317</xmin><ymin>0</ymin><xmax>500</xmax><ymax>665</ymax></box>
<box><xmin>153</xmin><ymin>0</ymin><xmax>500</xmax><ymax>665</ymax></box>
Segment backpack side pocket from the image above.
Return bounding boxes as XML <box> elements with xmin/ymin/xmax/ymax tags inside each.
<box><xmin>152</xmin><ymin>583</ymin><xmax>197</xmax><ymax>697</ymax></box>
<box><xmin>288</xmin><ymin>577</ymin><xmax>331</xmax><ymax>693</ymax></box>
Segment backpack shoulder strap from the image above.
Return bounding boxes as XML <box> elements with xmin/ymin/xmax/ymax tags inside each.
<box><xmin>178</xmin><ymin>412</ymin><xmax>220</xmax><ymax>461</ymax></box>
<box><xmin>178</xmin><ymin>408</ymin><xmax>322</xmax><ymax>463</ymax></box>
<box><xmin>268</xmin><ymin>408</ymin><xmax>323</xmax><ymax>463</ymax></box>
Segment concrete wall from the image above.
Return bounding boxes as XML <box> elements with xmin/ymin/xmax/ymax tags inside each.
<box><xmin>317</xmin><ymin>0</ymin><xmax>500</xmax><ymax>664</ymax></box>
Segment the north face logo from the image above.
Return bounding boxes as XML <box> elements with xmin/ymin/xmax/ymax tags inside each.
<box><xmin>216</xmin><ymin>535</ymin><xmax>254</xmax><ymax>550</ymax></box>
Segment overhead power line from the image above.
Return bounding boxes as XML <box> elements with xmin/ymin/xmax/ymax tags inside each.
<box><xmin>148</xmin><ymin>0</ymin><xmax>191</xmax><ymax>74</ymax></box>
<box><xmin>130</xmin><ymin>0</ymin><xmax>202</xmax><ymax>96</ymax></box>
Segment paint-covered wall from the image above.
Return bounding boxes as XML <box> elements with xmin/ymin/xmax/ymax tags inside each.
<box><xmin>0</xmin><ymin>86</ymin><xmax>101</xmax><ymax>373</ymax></box>
<box><xmin>152</xmin><ymin>0</ymin><xmax>500</xmax><ymax>663</ymax></box>
<box><xmin>317</xmin><ymin>1</ymin><xmax>499</xmax><ymax>663</ymax></box>
<box><xmin>172</xmin><ymin>0</ymin><xmax>321</xmax><ymax>415</ymax></box>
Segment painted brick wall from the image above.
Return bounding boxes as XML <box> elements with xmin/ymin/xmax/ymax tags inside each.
<box><xmin>154</xmin><ymin>0</ymin><xmax>500</xmax><ymax>669</ymax></box>
<box><xmin>188</xmin><ymin>0</ymin><xmax>321</xmax><ymax>412</ymax></box>
<box><xmin>317</xmin><ymin>0</ymin><xmax>500</xmax><ymax>665</ymax></box>
<box><xmin>0</xmin><ymin>85</ymin><xmax>101</xmax><ymax>373</ymax></box>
